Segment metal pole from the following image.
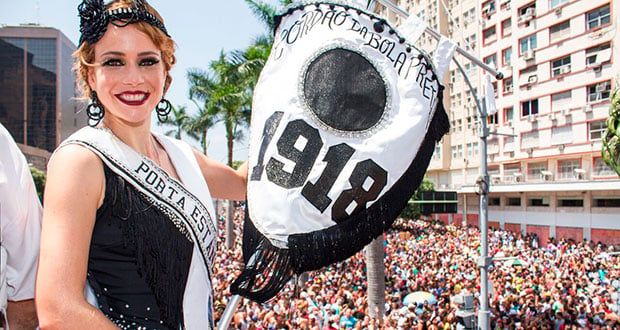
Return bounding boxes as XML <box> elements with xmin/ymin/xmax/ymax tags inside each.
<box><xmin>373</xmin><ymin>0</ymin><xmax>503</xmax><ymax>80</ymax></box>
<box><xmin>217</xmin><ymin>294</ymin><xmax>242</xmax><ymax>330</ymax></box>
<box><xmin>477</xmin><ymin>97</ymin><xmax>491</xmax><ymax>330</ymax></box>
<box><xmin>451</xmin><ymin>57</ymin><xmax>490</xmax><ymax>329</ymax></box>
<box><xmin>226</xmin><ymin>200</ymin><xmax>234</xmax><ymax>249</ymax></box>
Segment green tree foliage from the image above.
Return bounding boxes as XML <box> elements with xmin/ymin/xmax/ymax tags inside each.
<box><xmin>188</xmin><ymin>52</ymin><xmax>251</xmax><ymax>167</ymax></box>
<box><xmin>399</xmin><ymin>178</ymin><xmax>435</xmax><ymax>219</ymax></box>
<box><xmin>232</xmin><ymin>160</ymin><xmax>245</xmax><ymax>170</ymax></box>
<box><xmin>602</xmin><ymin>88</ymin><xmax>620</xmax><ymax>176</ymax></box>
<box><xmin>29</xmin><ymin>166</ymin><xmax>46</xmax><ymax>204</ymax></box>
<box><xmin>158</xmin><ymin>104</ymin><xmax>197</xmax><ymax>141</ymax></box>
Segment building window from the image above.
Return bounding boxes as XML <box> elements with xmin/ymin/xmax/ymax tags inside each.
<box><xmin>550</xmin><ymin>0</ymin><xmax>569</xmax><ymax>9</ymax></box>
<box><xmin>519</xmin><ymin>65</ymin><xmax>538</xmax><ymax>86</ymax></box>
<box><xmin>527</xmin><ymin>162</ymin><xmax>547</xmax><ymax>181</ymax></box>
<box><xmin>589</xmin><ymin>120</ymin><xmax>607</xmax><ymax>140</ymax></box>
<box><xmin>551</xmin><ymin>90</ymin><xmax>572</xmax><ymax>110</ymax></box>
<box><xmin>558</xmin><ymin>159</ymin><xmax>580</xmax><ymax>180</ymax></box>
<box><xmin>586</xmin><ymin>43</ymin><xmax>611</xmax><ymax>67</ymax></box>
<box><xmin>502</xmin><ymin>48</ymin><xmax>512</xmax><ymax>66</ymax></box>
<box><xmin>587</xmin><ymin>81</ymin><xmax>612</xmax><ymax>103</ymax></box>
<box><xmin>504</xmin><ymin>136</ymin><xmax>515</xmax><ymax>153</ymax></box>
<box><xmin>489</xmin><ymin>197</ymin><xmax>501</xmax><ymax>206</ymax></box>
<box><xmin>521</xmin><ymin>131</ymin><xmax>539</xmax><ymax>149</ymax></box>
<box><xmin>593</xmin><ymin>198</ymin><xmax>620</xmax><ymax>207</ymax></box>
<box><xmin>488</xmin><ymin>138</ymin><xmax>499</xmax><ymax>154</ymax></box>
<box><xmin>551</xmin><ymin>125</ymin><xmax>573</xmax><ymax>145</ymax></box>
<box><xmin>551</xmin><ymin>56</ymin><xmax>571</xmax><ymax>77</ymax></box>
<box><xmin>519</xmin><ymin>34</ymin><xmax>537</xmax><ymax>53</ymax></box>
<box><xmin>504</xmin><ymin>107</ymin><xmax>514</xmax><ymax>123</ymax></box>
<box><xmin>506</xmin><ymin>197</ymin><xmax>521</xmax><ymax>206</ymax></box>
<box><xmin>587</xmin><ymin>5</ymin><xmax>610</xmax><ymax>30</ymax></box>
<box><xmin>558</xmin><ymin>198</ymin><xmax>584</xmax><ymax>207</ymax></box>
<box><xmin>521</xmin><ymin>99</ymin><xmax>539</xmax><ymax>116</ymax></box>
<box><xmin>528</xmin><ymin>197</ymin><xmax>550</xmax><ymax>207</ymax></box>
<box><xmin>433</xmin><ymin>144</ymin><xmax>442</xmax><ymax>160</ymax></box>
<box><xmin>484</xmin><ymin>54</ymin><xmax>497</xmax><ymax>69</ymax></box>
<box><xmin>518</xmin><ymin>3</ymin><xmax>536</xmax><ymax>24</ymax></box>
<box><xmin>503</xmin><ymin>77</ymin><xmax>513</xmax><ymax>94</ymax></box>
<box><xmin>501</xmin><ymin>19</ymin><xmax>512</xmax><ymax>37</ymax></box>
<box><xmin>504</xmin><ymin>163</ymin><xmax>521</xmax><ymax>181</ymax></box>
<box><xmin>549</xmin><ymin>20</ymin><xmax>570</xmax><ymax>43</ymax></box>
<box><xmin>482</xmin><ymin>0</ymin><xmax>496</xmax><ymax>15</ymax></box>
<box><xmin>452</xmin><ymin>145</ymin><xmax>463</xmax><ymax>159</ymax></box>
<box><xmin>483</xmin><ymin>26</ymin><xmax>497</xmax><ymax>45</ymax></box>
<box><xmin>593</xmin><ymin>157</ymin><xmax>615</xmax><ymax>177</ymax></box>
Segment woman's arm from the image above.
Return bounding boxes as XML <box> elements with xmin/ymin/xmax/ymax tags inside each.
<box><xmin>36</xmin><ymin>145</ymin><xmax>116</xmax><ymax>329</ymax></box>
<box><xmin>192</xmin><ymin>149</ymin><xmax>248</xmax><ymax>201</ymax></box>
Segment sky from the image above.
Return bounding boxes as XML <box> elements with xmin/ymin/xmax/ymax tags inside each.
<box><xmin>0</xmin><ymin>0</ymin><xmax>280</xmax><ymax>163</ymax></box>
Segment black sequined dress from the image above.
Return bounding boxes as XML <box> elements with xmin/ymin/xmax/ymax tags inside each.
<box><xmin>87</xmin><ymin>163</ymin><xmax>194</xmax><ymax>330</ymax></box>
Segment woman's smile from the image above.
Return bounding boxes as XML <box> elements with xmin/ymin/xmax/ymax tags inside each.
<box><xmin>115</xmin><ymin>91</ymin><xmax>151</xmax><ymax>106</ymax></box>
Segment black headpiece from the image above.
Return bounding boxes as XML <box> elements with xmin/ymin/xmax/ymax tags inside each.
<box><xmin>78</xmin><ymin>0</ymin><xmax>170</xmax><ymax>46</ymax></box>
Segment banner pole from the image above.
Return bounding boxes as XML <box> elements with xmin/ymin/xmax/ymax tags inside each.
<box><xmin>372</xmin><ymin>0</ymin><xmax>503</xmax><ymax>80</ymax></box>
<box><xmin>217</xmin><ymin>294</ymin><xmax>242</xmax><ymax>330</ymax></box>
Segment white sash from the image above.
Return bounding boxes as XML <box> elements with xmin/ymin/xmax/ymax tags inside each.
<box><xmin>61</xmin><ymin>127</ymin><xmax>217</xmax><ymax>329</ymax></box>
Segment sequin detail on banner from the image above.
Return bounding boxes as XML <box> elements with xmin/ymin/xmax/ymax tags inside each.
<box><xmin>298</xmin><ymin>43</ymin><xmax>392</xmax><ymax>138</ymax></box>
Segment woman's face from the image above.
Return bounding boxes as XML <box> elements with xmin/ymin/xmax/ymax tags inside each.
<box><xmin>88</xmin><ymin>23</ymin><xmax>166</xmax><ymax>126</ymax></box>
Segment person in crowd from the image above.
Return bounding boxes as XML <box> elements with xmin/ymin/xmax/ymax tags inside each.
<box><xmin>216</xmin><ymin>206</ymin><xmax>619</xmax><ymax>330</ymax></box>
<box><xmin>35</xmin><ymin>1</ymin><xmax>246</xmax><ymax>329</ymax></box>
<box><xmin>0</xmin><ymin>123</ymin><xmax>42</xmax><ymax>329</ymax></box>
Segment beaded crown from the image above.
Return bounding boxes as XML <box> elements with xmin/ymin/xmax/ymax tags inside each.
<box><xmin>78</xmin><ymin>0</ymin><xmax>170</xmax><ymax>45</ymax></box>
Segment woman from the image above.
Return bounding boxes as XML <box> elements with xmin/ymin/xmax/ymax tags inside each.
<box><xmin>35</xmin><ymin>1</ymin><xmax>247</xmax><ymax>329</ymax></box>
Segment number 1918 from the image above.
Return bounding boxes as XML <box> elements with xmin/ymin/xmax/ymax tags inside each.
<box><xmin>251</xmin><ymin>111</ymin><xmax>388</xmax><ymax>222</ymax></box>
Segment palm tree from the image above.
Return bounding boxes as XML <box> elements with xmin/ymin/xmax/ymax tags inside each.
<box><xmin>187</xmin><ymin>69</ymin><xmax>219</xmax><ymax>155</ymax></box>
<box><xmin>157</xmin><ymin>104</ymin><xmax>195</xmax><ymax>140</ymax></box>
<box><xmin>243</xmin><ymin>0</ymin><xmax>293</xmax><ymax>35</ymax></box>
<box><xmin>187</xmin><ymin>105</ymin><xmax>216</xmax><ymax>155</ymax></box>
<box><xmin>188</xmin><ymin>52</ymin><xmax>253</xmax><ymax>249</ymax></box>
<box><xmin>365</xmin><ymin>236</ymin><xmax>386</xmax><ymax>325</ymax></box>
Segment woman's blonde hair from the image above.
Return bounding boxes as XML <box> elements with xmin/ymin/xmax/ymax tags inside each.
<box><xmin>73</xmin><ymin>0</ymin><xmax>176</xmax><ymax>99</ymax></box>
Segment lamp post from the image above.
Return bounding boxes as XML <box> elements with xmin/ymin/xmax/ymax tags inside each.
<box><xmin>371</xmin><ymin>1</ymin><xmax>504</xmax><ymax>328</ymax></box>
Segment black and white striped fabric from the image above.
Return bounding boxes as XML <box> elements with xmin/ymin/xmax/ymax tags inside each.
<box><xmin>231</xmin><ymin>0</ymin><xmax>449</xmax><ymax>302</ymax></box>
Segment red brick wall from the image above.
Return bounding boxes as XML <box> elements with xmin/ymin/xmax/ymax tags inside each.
<box><xmin>590</xmin><ymin>229</ymin><xmax>620</xmax><ymax>245</ymax></box>
<box><xmin>527</xmin><ymin>225</ymin><xmax>549</xmax><ymax>246</ymax></box>
<box><xmin>505</xmin><ymin>223</ymin><xmax>521</xmax><ymax>234</ymax></box>
<box><xmin>489</xmin><ymin>221</ymin><xmax>500</xmax><ymax>231</ymax></box>
<box><xmin>556</xmin><ymin>227</ymin><xmax>583</xmax><ymax>243</ymax></box>
<box><xmin>453</xmin><ymin>214</ymin><xmax>464</xmax><ymax>227</ymax></box>
<box><xmin>437</xmin><ymin>214</ymin><xmax>450</xmax><ymax>225</ymax></box>
<box><xmin>467</xmin><ymin>214</ymin><xmax>479</xmax><ymax>227</ymax></box>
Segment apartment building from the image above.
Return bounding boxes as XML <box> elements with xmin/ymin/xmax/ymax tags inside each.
<box><xmin>0</xmin><ymin>25</ymin><xmax>86</xmax><ymax>169</ymax></box>
<box><xmin>375</xmin><ymin>0</ymin><xmax>619</xmax><ymax>245</ymax></box>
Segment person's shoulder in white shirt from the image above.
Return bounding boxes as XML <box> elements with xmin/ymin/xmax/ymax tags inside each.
<box><xmin>0</xmin><ymin>123</ymin><xmax>42</xmax><ymax>329</ymax></box>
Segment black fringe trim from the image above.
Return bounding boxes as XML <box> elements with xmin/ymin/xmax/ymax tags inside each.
<box><xmin>232</xmin><ymin>88</ymin><xmax>450</xmax><ymax>303</ymax></box>
<box><xmin>102</xmin><ymin>165</ymin><xmax>192</xmax><ymax>329</ymax></box>
<box><xmin>230</xmin><ymin>213</ymin><xmax>294</xmax><ymax>303</ymax></box>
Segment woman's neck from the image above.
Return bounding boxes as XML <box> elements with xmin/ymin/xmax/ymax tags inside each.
<box><xmin>101</xmin><ymin>118</ymin><xmax>157</xmax><ymax>158</ymax></box>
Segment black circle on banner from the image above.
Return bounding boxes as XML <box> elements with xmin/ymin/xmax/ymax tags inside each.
<box><xmin>303</xmin><ymin>48</ymin><xmax>387</xmax><ymax>132</ymax></box>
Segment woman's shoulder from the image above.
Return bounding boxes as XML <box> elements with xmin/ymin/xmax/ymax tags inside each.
<box><xmin>49</xmin><ymin>141</ymin><xmax>103</xmax><ymax>177</ymax></box>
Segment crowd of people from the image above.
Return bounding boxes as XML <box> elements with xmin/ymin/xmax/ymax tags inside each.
<box><xmin>212</xmin><ymin>204</ymin><xmax>620</xmax><ymax>329</ymax></box>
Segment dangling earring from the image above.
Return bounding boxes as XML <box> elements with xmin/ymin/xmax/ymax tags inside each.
<box><xmin>86</xmin><ymin>90</ymin><xmax>104</xmax><ymax>127</ymax></box>
<box><xmin>156</xmin><ymin>97</ymin><xmax>172</xmax><ymax>123</ymax></box>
